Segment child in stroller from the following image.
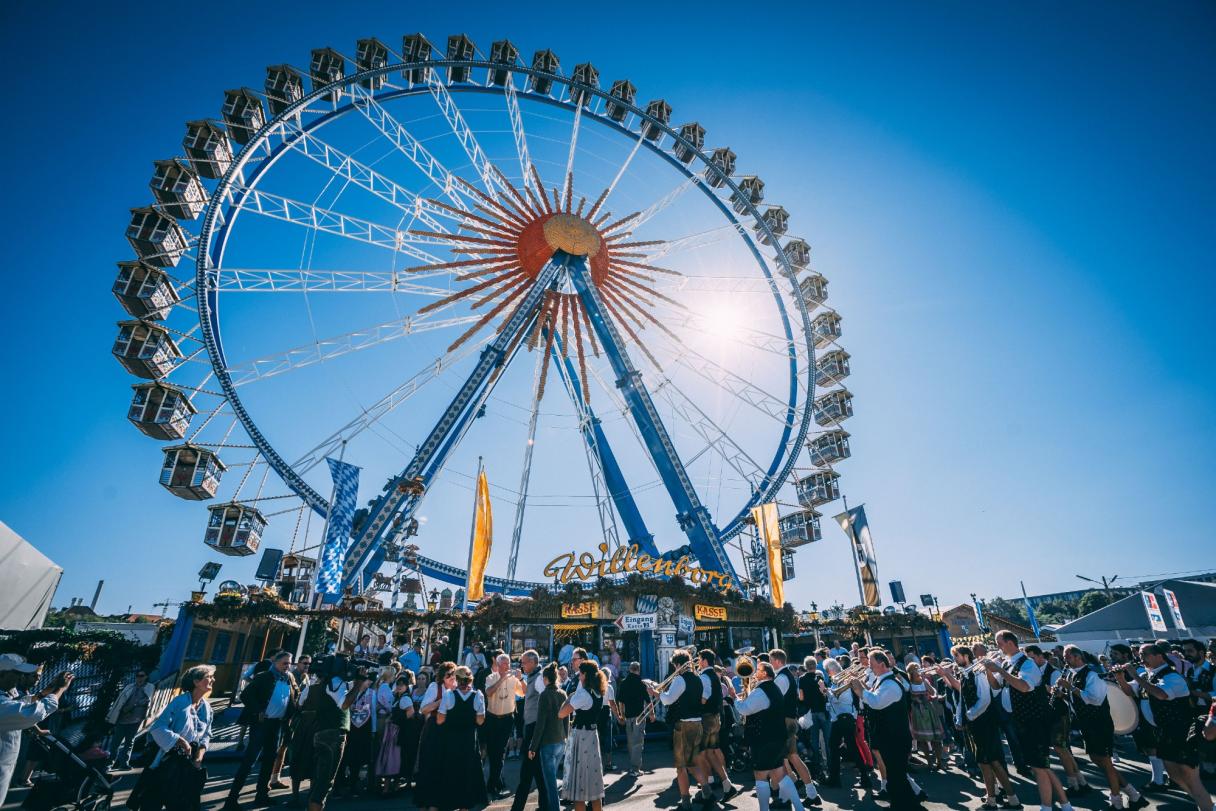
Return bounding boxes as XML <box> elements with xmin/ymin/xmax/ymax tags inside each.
<box><xmin>22</xmin><ymin>726</ymin><xmax>113</xmax><ymax>811</ymax></box>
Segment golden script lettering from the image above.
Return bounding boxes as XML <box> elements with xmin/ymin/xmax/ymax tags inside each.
<box><xmin>543</xmin><ymin>543</ymin><xmax>735</xmax><ymax>594</ymax></box>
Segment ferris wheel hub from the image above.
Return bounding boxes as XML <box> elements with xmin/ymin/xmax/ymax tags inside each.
<box><xmin>543</xmin><ymin>213</ymin><xmax>603</xmax><ymax>259</ymax></box>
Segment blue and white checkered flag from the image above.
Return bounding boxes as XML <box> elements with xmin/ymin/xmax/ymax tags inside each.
<box><xmin>317</xmin><ymin>457</ymin><xmax>360</xmax><ymax>603</ymax></box>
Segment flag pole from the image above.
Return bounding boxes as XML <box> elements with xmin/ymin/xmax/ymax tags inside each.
<box><xmin>457</xmin><ymin>456</ymin><xmax>483</xmax><ymax>660</ymax></box>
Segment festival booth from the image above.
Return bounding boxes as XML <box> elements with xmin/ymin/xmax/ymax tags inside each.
<box><xmin>475</xmin><ymin>578</ymin><xmax>793</xmax><ymax>678</ymax></box>
<box><xmin>1053</xmin><ymin>578</ymin><xmax>1216</xmax><ymax>655</ymax></box>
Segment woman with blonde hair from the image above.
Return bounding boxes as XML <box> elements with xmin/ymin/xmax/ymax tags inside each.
<box><xmin>558</xmin><ymin>660</ymin><xmax>607</xmax><ymax>811</ymax></box>
<box><xmin>371</xmin><ymin>665</ymin><xmax>401</xmax><ymax>793</ymax></box>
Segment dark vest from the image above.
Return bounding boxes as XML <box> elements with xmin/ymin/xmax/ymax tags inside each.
<box><xmin>701</xmin><ymin>669</ymin><xmax>723</xmax><ymax>714</ymax></box>
<box><xmin>960</xmin><ymin>670</ymin><xmax>981</xmax><ymax>725</ymax></box>
<box><xmin>867</xmin><ymin>673</ymin><xmax>911</xmax><ymax>749</ymax></box>
<box><xmin>313</xmin><ymin>678</ymin><xmax>352</xmax><ymax>732</ymax></box>
<box><xmin>1147</xmin><ymin>665</ymin><xmax>1190</xmax><ymax>736</ymax></box>
<box><xmin>1004</xmin><ymin>653</ymin><xmax>1049</xmax><ymax>724</ymax></box>
<box><xmin>777</xmin><ymin>666</ymin><xmax>799</xmax><ymax>719</ymax></box>
<box><xmin>800</xmin><ymin>671</ymin><xmax>827</xmax><ymax>713</ymax></box>
<box><xmin>744</xmin><ymin>680</ymin><xmax>785</xmax><ymax>746</ymax></box>
<box><xmin>573</xmin><ymin>688</ymin><xmax>604</xmax><ymax>730</ymax></box>
<box><xmin>444</xmin><ymin>689</ymin><xmax>477</xmax><ymax>732</ymax></box>
<box><xmin>668</xmin><ymin>672</ymin><xmax>703</xmax><ymax>723</ymax></box>
<box><xmin>1070</xmin><ymin>666</ymin><xmax>1111</xmax><ymax>731</ymax></box>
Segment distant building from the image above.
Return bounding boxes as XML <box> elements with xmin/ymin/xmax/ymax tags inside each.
<box><xmin>940</xmin><ymin>603</ymin><xmax>1045</xmax><ymax>642</ymax></box>
<box><xmin>1023</xmin><ymin>571</ymin><xmax>1216</xmax><ymax>609</ymax></box>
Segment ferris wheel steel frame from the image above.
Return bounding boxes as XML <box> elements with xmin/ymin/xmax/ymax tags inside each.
<box><xmin>192</xmin><ymin>56</ymin><xmax>817</xmax><ymax>598</ymax></box>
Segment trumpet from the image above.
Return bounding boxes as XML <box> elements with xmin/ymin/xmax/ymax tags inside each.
<box><xmin>829</xmin><ymin>663</ymin><xmax>871</xmax><ymax>697</ymax></box>
<box><xmin>962</xmin><ymin>655</ymin><xmax>1004</xmax><ymax>674</ymax></box>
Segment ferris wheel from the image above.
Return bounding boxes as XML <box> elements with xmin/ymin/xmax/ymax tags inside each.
<box><xmin>111</xmin><ymin>33</ymin><xmax>854</xmax><ymax>600</ymax></box>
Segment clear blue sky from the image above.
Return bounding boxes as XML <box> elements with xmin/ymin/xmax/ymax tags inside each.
<box><xmin>1</xmin><ymin>1</ymin><xmax>1213</xmax><ymax>617</ymax></box>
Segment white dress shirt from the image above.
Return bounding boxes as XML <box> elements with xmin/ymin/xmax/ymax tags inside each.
<box><xmin>860</xmin><ymin>673</ymin><xmax>905</xmax><ymax>710</ymax></box>
<box><xmin>828</xmin><ymin>685</ymin><xmax>858</xmax><ymax>718</ymax></box>
<box><xmin>736</xmin><ymin>685</ymin><xmax>772</xmax><ymax>716</ymax></box>
<box><xmin>1071</xmin><ymin>667</ymin><xmax>1108</xmax><ymax>706</ymax></box>
<box><xmin>265</xmin><ymin>677</ymin><xmax>292</xmax><ymax>719</ymax></box>
<box><xmin>659</xmin><ymin>671</ymin><xmax>710</xmax><ymax>704</ymax></box>
<box><xmin>773</xmin><ymin>668</ymin><xmax>795</xmax><ymax>697</ymax></box>
<box><xmin>1129</xmin><ymin>664</ymin><xmax>1190</xmax><ymax>726</ymax></box>
<box><xmin>439</xmin><ymin>687</ymin><xmax>485</xmax><ymax>715</ymax></box>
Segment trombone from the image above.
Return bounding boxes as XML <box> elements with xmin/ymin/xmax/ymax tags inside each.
<box><xmin>640</xmin><ymin>651</ymin><xmax>697</xmax><ymax>717</ymax></box>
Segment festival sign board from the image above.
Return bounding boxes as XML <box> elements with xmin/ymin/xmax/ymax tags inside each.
<box><xmin>694</xmin><ymin>604</ymin><xmax>728</xmax><ymax>622</ymax></box>
<box><xmin>1141</xmin><ymin>591</ymin><xmax>1168</xmax><ymax>633</ymax></box>
<box><xmin>614</xmin><ymin>612</ymin><xmax>657</xmax><ymax>632</ymax></box>
<box><xmin>544</xmin><ymin>542</ymin><xmax>735</xmax><ymax>594</ymax></box>
<box><xmin>561</xmin><ymin>602</ymin><xmax>596</xmax><ymax>619</ymax></box>
<box><xmin>678</xmin><ymin>615</ymin><xmax>695</xmax><ymax>637</ymax></box>
<box><xmin>1162</xmin><ymin>589</ymin><xmax>1186</xmax><ymax>630</ymax></box>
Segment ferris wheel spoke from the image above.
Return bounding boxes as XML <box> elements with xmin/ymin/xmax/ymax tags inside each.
<box><xmin>637</xmin><ymin>221</ymin><xmax>744</xmax><ymax>262</ymax></box>
<box><xmin>227</xmin><ymin>185</ymin><xmax>446</xmax><ymax>265</ymax></box>
<box><xmin>587</xmin><ymin>131</ymin><xmax>644</xmax><ymax>220</ymax></box>
<box><xmin>502</xmin><ymin>76</ymin><xmax>537</xmax><ymax>196</ymax></box>
<box><xmin>424</xmin><ymin>70</ymin><xmax>505</xmax><ymax>200</ymax></box>
<box><xmin>348</xmin><ymin>83</ymin><xmax>475</xmax><ymax>213</ymax></box>
<box><xmin>644</xmin><ymin>334</ymin><xmax>794</xmax><ymax>424</ymax></box>
<box><xmin>211</xmin><ymin>268</ymin><xmax>453</xmax><ymax>296</ymax></box>
<box><xmin>651</xmin><ymin>301</ymin><xmax>802</xmax><ymax>359</ymax></box>
<box><xmin>291</xmin><ymin>336</ymin><xmax>490</xmax><ymax>475</ymax></box>
<box><xmin>653</xmin><ymin>376</ymin><xmax>768</xmax><ymax>487</ymax></box>
<box><xmin>267</xmin><ymin>119</ymin><xmax>451</xmax><ymax>233</ymax></box>
<box><xmin>629</xmin><ymin>175</ymin><xmax>700</xmax><ymax>232</ymax></box>
<box><xmin>226</xmin><ymin>310</ymin><xmax>480</xmax><ymax>386</ymax></box>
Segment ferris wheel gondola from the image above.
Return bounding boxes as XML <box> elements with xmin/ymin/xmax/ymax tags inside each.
<box><xmin>108</xmin><ymin>33</ymin><xmax>855</xmax><ymax>601</ymax></box>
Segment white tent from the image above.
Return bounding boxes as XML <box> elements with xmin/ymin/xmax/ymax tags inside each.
<box><xmin>0</xmin><ymin>520</ymin><xmax>63</xmax><ymax>630</ymax></box>
<box><xmin>1052</xmin><ymin>578</ymin><xmax>1216</xmax><ymax>655</ymax></box>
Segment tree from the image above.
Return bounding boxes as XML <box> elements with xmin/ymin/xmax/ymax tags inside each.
<box><xmin>982</xmin><ymin>596</ymin><xmax>1028</xmax><ymax>625</ymax></box>
<box><xmin>1077</xmin><ymin>590</ymin><xmax>1113</xmax><ymax>616</ymax></box>
<box><xmin>1034</xmin><ymin>600</ymin><xmax>1078</xmax><ymax>625</ymax></box>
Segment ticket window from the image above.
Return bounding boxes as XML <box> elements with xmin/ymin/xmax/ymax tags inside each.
<box><xmin>553</xmin><ymin>624</ymin><xmax>598</xmax><ymax>658</ymax></box>
<box><xmin>730</xmin><ymin>626</ymin><xmax>767</xmax><ymax>655</ymax></box>
<box><xmin>509</xmin><ymin>624</ymin><xmax>553</xmax><ymax>662</ymax></box>
<box><xmin>695</xmin><ymin>628</ymin><xmax>730</xmax><ymax>661</ymax></box>
<box><xmin>601</xmin><ymin>627</ymin><xmax>640</xmax><ymax>665</ymax></box>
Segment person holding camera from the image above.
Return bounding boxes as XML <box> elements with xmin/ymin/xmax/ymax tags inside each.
<box><xmin>223</xmin><ymin>652</ymin><xmax>298</xmax><ymax>811</ymax></box>
<box><xmin>307</xmin><ymin>656</ymin><xmax>372</xmax><ymax>811</ymax></box>
<box><xmin>0</xmin><ymin>654</ymin><xmax>73</xmax><ymax>807</ymax></box>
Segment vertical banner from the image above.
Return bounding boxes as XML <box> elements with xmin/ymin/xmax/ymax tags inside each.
<box><xmin>835</xmin><ymin>505</ymin><xmax>880</xmax><ymax>607</ymax></box>
<box><xmin>1162</xmin><ymin>588</ymin><xmax>1186</xmax><ymax>630</ymax></box>
<box><xmin>466</xmin><ymin>469</ymin><xmax>493</xmax><ymax>602</ymax></box>
<box><xmin>1141</xmin><ymin>591</ymin><xmax>1168</xmax><ymax>633</ymax></box>
<box><xmin>751</xmin><ymin>502</ymin><xmax>784</xmax><ymax>608</ymax></box>
<box><xmin>1020</xmin><ymin>581</ymin><xmax>1041</xmax><ymax>641</ymax></box>
<box><xmin>973</xmin><ymin>595</ymin><xmax>988</xmax><ymax>631</ymax></box>
<box><xmin>317</xmin><ymin>457</ymin><xmax>361</xmax><ymax>603</ymax></box>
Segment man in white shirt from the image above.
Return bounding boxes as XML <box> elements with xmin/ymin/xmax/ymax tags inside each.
<box><xmin>1059</xmin><ymin>646</ymin><xmax>1144</xmax><ymax>810</ymax></box>
<box><xmin>853</xmin><ymin>651</ymin><xmax>922</xmax><ymax>811</ymax></box>
<box><xmin>483</xmin><ymin>654</ymin><xmax>522</xmax><ymax>797</ymax></box>
<box><xmin>0</xmin><ymin>656</ymin><xmax>71</xmax><ymax>808</ymax></box>
<box><xmin>938</xmin><ymin>645</ymin><xmax>1017</xmax><ymax>808</ymax></box>
<box><xmin>736</xmin><ymin>662</ymin><xmax>805</xmax><ymax>811</ymax></box>
<box><xmin>769</xmin><ymin>649</ymin><xmax>818</xmax><ymax>804</ymax></box>
<box><xmin>649</xmin><ymin>651</ymin><xmax>710</xmax><ymax>810</ymax></box>
<box><xmin>1116</xmin><ymin>643</ymin><xmax>1212</xmax><ymax>811</ymax></box>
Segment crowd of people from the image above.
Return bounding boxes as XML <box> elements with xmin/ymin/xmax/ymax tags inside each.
<box><xmin>3</xmin><ymin>631</ymin><xmax>1216</xmax><ymax>811</ymax></box>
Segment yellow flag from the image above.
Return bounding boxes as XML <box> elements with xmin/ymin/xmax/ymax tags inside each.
<box><xmin>751</xmin><ymin>502</ymin><xmax>784</xmax><ymax>608</ymax></box>
<box><xmin>466</xmin><ymin>469</ymin><xmax>493</xmax><ymax>602</ymax></box>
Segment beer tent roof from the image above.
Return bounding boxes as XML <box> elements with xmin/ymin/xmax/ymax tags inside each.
<box><xmin>1053</xmin><ymin>579</ymin><xmax>1216</xmax><ymax>649</ymax></box>
<box><xmin>0</xmin><ymin>520</ymin><xmax>63</xmax><ymax>630</ymax></box>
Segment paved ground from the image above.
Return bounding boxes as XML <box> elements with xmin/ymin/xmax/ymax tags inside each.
<box><xmin>4</xmin><ymin>736</ymin><xmax>1210</xmax><ymax>811</ymax></box>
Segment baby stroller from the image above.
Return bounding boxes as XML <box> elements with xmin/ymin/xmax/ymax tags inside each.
<box><xmin>22</xmin><ymin>729</ymin><xmax>114</xmax><ymax>811</ymax></box>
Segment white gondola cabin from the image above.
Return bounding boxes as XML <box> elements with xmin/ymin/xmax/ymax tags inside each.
<box><xmin>127</xmin><ymin>207</ymin><xmax>189</xmax><ymax>267</ymax></box>
<box><xmin>265</xmin><ymin>65</ymin><xmax>304</xmax><ymax>115</ymax></box>
<box><xmin>160</xmin><ymin>444</ymin><xmax>226</xmax><ymax>500</ymax></box>
<box><xmin>814</xmin><ymin>388</ymin><xmax>853</xmax><ymax>426</ymax></box>
<box><xmin>799</xmin><ymin>272</ymin><xmax>828</xmax><ymax>306</ymax></box>
<box><xmin>129</xmin><ymin>381</ymin><xmax>197</xmax><ymax>440</ymax></box>
<box><xmin>182</xmin><ymin>121</ymin><xmax>233</xmax><ymax>180</ymax></box>
<box><xmin>811</xmin><ymin>310</ymin><xmax>842</xmax><ymax>348</ymax></box>
<box><xmin>402</xmin><ymin>34</ymin><xmax>434</xmax><ymax>83</ymax></box>
<box><xmin>783</xmin><ymin>238</ymin><xmax>811</xmax><ymax>270</ymax></box>
<box><xmin>113</xmin><ymin>320</ymin><xmax>181</xmax><ymax>378</ymax></box>
<box><xmin>571</xmin><ymin>62</ymin><xmax>599</xmax><ymax>106</ymax></box>
<box><xmin>221</xmin><ymin>88</ymin><xmax>265</xmax><ymax>145</ymax></box>
<box><xmin>674</xmin><ymin>123</ymin><xmax>705</xmax><ymax>163</ymax></box>
<box><xmin>356</xmin><ymin>38</ymin><xmax>389</xmax><ymax>89</ymax></box>
<box><xmin>113</xmin><ymin>260</ymin><xmax>180</xmax><ymax>320</ymax></box>
<box><xmin>779</xmin><ymin>509</ymin><xmax>822</xmax><ymax>548</ymax></box>
<box><xmin>606</xmin><ymin>80</ymin><xmax>636</xmax><ymax>122</ymax></box>
<box><xmin>730</xmin><ymin>176</ymin><xmax>764</xmax><ymax>213</ymax></box>
<box><xmin>446</xmin><ymin>34</ymin><xmax>475</xmax><ymax>82</ymax></box>
<box><xmin>529</xmin><ymin>50</ymin><xmax>560</xmax><ymax>95</ymax></box>
<box><xmin>642</xmin><ymin>99</ymin><xmax>671</xmax><ymax>141</ymax></box>
<box><xmin>278</xmin><ymin>553</ymin><xmax>316</xmax><ymax>605</ymax></box>
<box><xmin>205</xmin><ymin>502</ymin><xmax>267</xmax><ymax>557</ymax></box>
<box><xmin>150</xmin><ymin>160</ymin><xmax>207</xmax><ymax>221</ymax></box>
<box><xmin>488</xmin><ymin>40</ymin><xmax>520</xmax><ymax>85</ymax></box>
<box><xmin>809</xmin><ymin>430</ymin><xmax>851</xmax><ymax>466</ymax></box>
<box><xmin>795</xmin><ymin>470</ymin><xmax>840</xmax><ymax>508</ymax></box>
<box><xmin>815</xmin><ymin>349</ymin><xmax>851</xmax><ymax>386</ymax></box>
<box><xmin>755</xmin><ymin>206</ymin><xmax>789</xmax><ymax>245</ymax></box>
<box><xmin>705</xmin><ymin>147</ymin><xmax>735</xmax><ymax>188</ymax></box>
<box><xmin>310</xmin><ymin>48</ymin><xmax>345</xmax><ymax>101</ymax></box>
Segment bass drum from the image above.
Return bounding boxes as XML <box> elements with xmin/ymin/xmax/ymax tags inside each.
<box><xmin>1109</xmin><ymin>687</ymin><xmax>1139</xmax><ymax>735</ymax></box>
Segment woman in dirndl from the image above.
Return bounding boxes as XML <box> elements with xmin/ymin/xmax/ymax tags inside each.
<box><xmin>399</xmin><ymin>670</ymin><xmax>428</xmax><ymax>787</ymax></box>
<box><xmin>906</xmin><ymin>663</ymin><xmax>945</xmax><ymax>769</ymax></box>
<box><xmin>558</xmin><ymin>660</ymin><xmax>606</xmax><ymax>811</ymax></box>
<box><xmin>413</xmin><ymin>662</ymin><xmax>455</xmax><ymax>811</ymax></box>
<box><xmin>371</xmin><ymin>667</ymin><xmax>405</xmax><ymax>792</ymax></box>
<box><xmin>434</xmin><ymin>665</ymin><xmax>488</xmax><ymax>811</ymax></box>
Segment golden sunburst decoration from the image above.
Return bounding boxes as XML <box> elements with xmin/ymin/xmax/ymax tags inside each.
<box><xmin>407</xmin><ymin>165</ymin><xmax>685</xmax><ymax>404</ymax></box>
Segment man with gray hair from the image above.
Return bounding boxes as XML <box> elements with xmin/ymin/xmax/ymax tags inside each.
<box><xmin>617</xmin><ymin>661</ymin><xmax>651</xmax><ymax>774</ymax></box>
<box><xmin>510</xmin><ymin>650</ymin><xmax>548</xmax><ymax>811</ymax></box>
<box><xmin>483</xmin><ymin>652</ymin><xmax>523</xmax><ymax>797</ymax></box>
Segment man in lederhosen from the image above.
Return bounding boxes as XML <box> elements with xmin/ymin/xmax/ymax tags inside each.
<box><xmin>1028</xmin><ymin>644</ymin><xmax>1089</xmax><ymax>795</ymax></box>
<box><xmin>650</xmin><ymin>651</ymin><xmax>710</xmax><ymax>811</ymax></box>
<box><xmin>1109</xmin><ymin>643</ymin><xmax>1169</xmax><ymax>793</ymax></box>
<box><xmin>985</xmin><ymin>630</ymin><xmax>1071</xmax><ymax>811</ymax></box>
<box><xmin>853</xmin><ymin>650</ymin><xmax>925</xmax><ymax>811</ymax></box>
<box><xmin>770</xmin><ymin>649</ymin><xmax>820</xmax><ymax>805</ymax></box>
<box><xmin>939</xmin><ymin>645</ymin><xmax>1019</xmax><ymax>809</ymax></box>
<box><xmin>695</xmin><ymin>650</ymin><xmax>740</xmax><ymax>802</ymax></box>
<box><xmin>1058</xmin><ymin>645</ymin><xmax>1146</xmax><ymax>810</ymax></box>
<box><xmin>1116</xmin><ymin>643</ymin><xmax>1213</xmax><ymax>811</ymax></box>
<box><xmin>737</xmin><ymin>662</ymin><xmax>806</xmax><ymax>811</ymax></box>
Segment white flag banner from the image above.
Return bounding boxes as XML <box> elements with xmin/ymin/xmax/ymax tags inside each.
<box><xmin>1141</xmin><ymin>591</ymin><xmax>1168</xmax><ymax>633</ymax></box>
<box><xmin>1162</xmin><ymin>589</ymin><xmax>1186</xmax><ymax>630</ymax></box>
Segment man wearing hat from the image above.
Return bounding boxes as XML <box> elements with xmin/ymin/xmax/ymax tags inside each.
<box><xmin>0</xmin><ymin>654</ymin><xmax>73</xmax><ymax>806</ymax></box>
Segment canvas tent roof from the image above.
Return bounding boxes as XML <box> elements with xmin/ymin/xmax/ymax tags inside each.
<box><xmin>0</xmin><ymin>520</ymin><xmax>63</xmax><ymax>630</ymax></box>
<box><xmin>1053</xmin><ymin>578</ymin><xmax>1216</xmax><ymax>643</ymax></box>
